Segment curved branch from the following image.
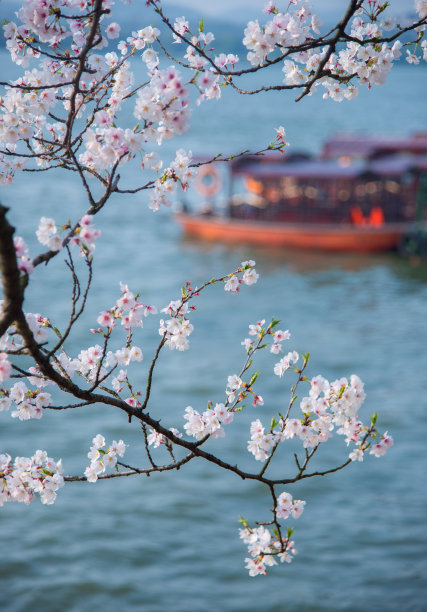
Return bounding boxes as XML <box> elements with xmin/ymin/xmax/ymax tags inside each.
<box><xmin>64</xmin><ymin>451</ymin><xmax>195</xmax><ymax>481</ymax></box>
<box><xmin>0</xmin><ymin>205</ymin><xmax>25</xmax><ymax>337</ymax></box>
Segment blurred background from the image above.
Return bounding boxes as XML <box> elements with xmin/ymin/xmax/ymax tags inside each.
<box><xmin>1</xmin><ymin>2</ymin><xmax>427</xmax><ymax>611</ymax></box>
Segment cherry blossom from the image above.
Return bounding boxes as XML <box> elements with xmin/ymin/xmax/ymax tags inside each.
<box><xmin>84</xmin><ymin>434</ymin><xmax>126</xmax><ymax>483</ymax></box>
<box><xmin>0</xmin><ymin>354</ymin><xmax>12</xmax><ymax>384</ymax></box>
<box><xmin>0</xmin><ymin>450</ymin><xmax>64</xmax><ymax>506</ymax></box>
<box><xmin>273</xmin><ymin>351</ymin><xmax>299</xmax><ymax>377</ymax></box>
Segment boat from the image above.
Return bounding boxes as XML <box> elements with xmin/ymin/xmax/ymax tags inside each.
<box><xmin>175</xmin><ymin>134</ymin><xmax>427</xmax><ymax>253</ymax></box>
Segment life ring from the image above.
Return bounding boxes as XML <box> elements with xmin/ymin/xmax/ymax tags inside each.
<box><xmin>195</xmin><ymin>164</ymin><xmax>221</xmax><ymax>198</ymax></box>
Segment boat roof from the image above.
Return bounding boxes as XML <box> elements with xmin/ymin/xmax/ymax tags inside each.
<box><xmin>322</xmin><ymin>133</ymin><xmax>427</xmax><ymax>159</ymax></box>
<box><xmin>231</xmin><ymin>155</ymin><xmax>427</xmax><ymax>180</ymax></box>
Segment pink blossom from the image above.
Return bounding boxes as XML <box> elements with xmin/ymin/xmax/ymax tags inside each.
<box><xmin>0</xmin><ymin>353</ymin><xmax>12</xmax><ymax>383</ymax></box>
<box><xmin>106</xmin><ymin>22</ymin><xmax>120</xmax><ymax>40</ymax></box>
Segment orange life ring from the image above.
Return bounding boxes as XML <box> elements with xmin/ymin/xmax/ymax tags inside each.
<box><xmin>195</xmin><ymin>164</ymin><xmax>221</xmax><ymax>198</ymax></box>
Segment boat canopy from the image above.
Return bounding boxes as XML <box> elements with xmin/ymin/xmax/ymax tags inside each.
<box><xmin>231</xmin><ymin>156</ymin><xmax>427</xmax><ymax>181</ymax></box>
<box><xmin>321</xmin><ymin>133</ymin><xmax>427</xmax><ymax>159</ymax></box>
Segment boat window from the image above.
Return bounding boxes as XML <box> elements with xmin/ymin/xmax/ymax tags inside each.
<box><xmin>304</xmin><ymin>186</ymin><xmax>318</xmax><ymax>199</ymax></box>
<box><xmin>355</xmin><ymin>183</ymin><xmax>366</xmax><ymax>197</ymax></box>
<box><xmin>338</xmin><ymin>188</ymin><xmax>351</xmax><ymax>201</ymax></box>
<box><xmin>385</xmin><ymin>180</ymin><xmax>400</xmax><ymax>194</ymax></box>
<box><xmin>245</xmin><ymin>177</ymin><xmax>263</xmax><ymax>194</ymax></box>
<box><xmin>365</xmin><ymin>181</ymin><xmax>380</xmax><ymax>194</ymax></box>
<box><xmin>226</xmin><ymin>167</ymin><xmax>418</xmax><ymax>225</ymax></box>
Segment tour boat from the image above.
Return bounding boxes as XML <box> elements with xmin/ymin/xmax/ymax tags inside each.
<box><xmin>175</xmin><ymin>134</ymin><xmax>427</xmax><ymax>253</ymax></box>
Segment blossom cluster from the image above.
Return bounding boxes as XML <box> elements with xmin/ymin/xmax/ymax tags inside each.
<box><xmin>1</xmin><ymin>317</ymin><xmax>52</xmax><ymax>420</ymax></box>
<box><xmin>97</xmin><ymin>282</ymin><xmax>157</xmax><ymax>334</ymax></box>
<box><xmin>276</xmin><ymin>491</ymin><xmax>306</xmax><ymax>520</ymax></box>
<box><xmin>239</xmin><ymin>1</ymin><xmax>427</xmax><ymax>101</ymax></box>
<box><xmin>183</xmin><ymin>403</ymin><xmax>233</xmax><ymax>440</ymax></box>
<box><xmin>118</xmin><ymin>25</ymin><xmax>160</xmax><ymax>56</ymax></box>
<box><xmin>0</xmin><ymin>380</ymin><xmax>52</xmax><ymax>420</ymax></box>
<box><xmin>239</xmin><ymin>490</ymin><xmax>305</xmax><ymax>576</ymax></box>
<box><xmin>247</xmin><ymin>418</ymin><xmax>275</xmax><ymax>461</ymax></box>
<box><xmin>241</xmin><ymin>320</ymin><xmax>289</xmax><ymax>354</ymax></box>
<box><xmin>70</xmin><ymin>215</ymin><xmax>101</xmax><ymax>256</ymax></box>
<box><xmin>36</xmin><ymin>214</ymin><xmax>100</xmax><ymax>256</ymax></box>
<box><xmin>170</xmin><ymin>23</ymin><xmax>226</xmax><ymax>104</ymax></box>
<box><xmin>1</xmin><ymin>5</ymin><xmax>82</xmax><ymax>182</ymax></box>
<box><xmin>240</xmin><ymin>524</ymin><xmax>298</xmax><ymax>576</ymax></box>
<box><xmin>147</xmin><ymin>427</ymin><xmax>182</xmax><ymax>448</ymax></box>
<box><xmin>134</xmin><ymin>65</ymin><xmax>190</xmax><ymax>143</ymax></box>
<box><xmin>225</xmin><ymin>374</ymin><xmax>243</xmax><ymax>403</ymax></box>
<box><xmin>0</xmin><ymin>282</ymin><xmax>156</xmax><ymax>413</ymax></box>
<box><xmin>149</xmin><ymin>149</ymin><xmax>197</xmax><ymax>211</ymax></box>
<box><xmin>0</xmin><ymin>450</ymin><xmax>64</xmax><ymax>506</ymax></box>
<box><xmin>84</xmin><ymin>434</ymin><xmax>126</xmax><ymax>483</ymax></box>
<box><xmin>159</xmin><ymin>299</ymin><xmax>194</xmax><ymax>351</ymax></box>
<box><xmin>0</xmin><ymin>5</ymin><xmax>198</xmax><ymax>201</ymax></box>
<box><xmin>248</xmin><ymin>373</ymin><xmax>394</xmax><ymax>464</ymax></box>
<box><xmin>270</xmin><ymin>328</ymin><xmax>291</xmax><ymax>354</ymax></box>
<box><xmin>273</xmin><ymin>350</ymin><xmax>299</xmax><ymax>377</ymax></box>
<box><xmin>0</xmin><ymin>353</ymin><xmax>12</xmax><ymax>385</ymax></box>
<box><xmin>1</xmin><ymin>309</ymin><xmax>51</xmax><ymax>382</ymax></box>
<box><xmin>36</xmin><ymin>217</ymin><xmax>63</xmax><ymax>252</ymax></box>
<box><xmin>73</xmin><ymin>283</ymin><xmax>156</xmax><ymax>391</ymax></box>
<box><xmin>14</xmin><ymin>236</ymin><xmax>34</xmax><ymax>275</ymax></box>
<box><xmin>224</xmin><ymin>260</ymin><xmax>259</xmax><ymax>293</ymax></box>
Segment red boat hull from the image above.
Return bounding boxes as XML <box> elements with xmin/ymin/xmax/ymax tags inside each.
<box><xmin>175</xmin><ymin>214</ymin><xmax>411</xmax><ymax>252</ymax></box>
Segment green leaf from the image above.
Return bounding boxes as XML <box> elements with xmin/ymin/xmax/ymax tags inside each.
<box><xmin>238</xmin><ymin>516</ymin><xmax>249</xmax><ymax>528</ymax></box>
<box><xmin>270</xmin><ymin>418</ymin><xmax>278</xmax><ymax>429</ymax></box>
<box><xmin>377</xmin><ymin>2</ymin><xmax>390</xmax><ymax>15</ymax></box>
<box><xmin>249</xmin><ymin>371</ymin><xmax>259</xmax><ymax>386</ymax></box>
<box><xmin>234</xmin><ymin>404</ymin><xmax>245</xmax><ymax>412</ymax></box>
<box><xmin>199</xmin><ymin>18</ymin><xmax>204</xmax><ymax>32</ymax></box>
<box><xmin>371</xmin><ymin>412</ymin><xmax>378</xmax><ymax>426</ymax></box>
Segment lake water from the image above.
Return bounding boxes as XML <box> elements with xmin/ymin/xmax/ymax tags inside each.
<box><xmin>1</xmin><ymin>47</ymin><xmax>427</xmax><ymax>612</ymax></box>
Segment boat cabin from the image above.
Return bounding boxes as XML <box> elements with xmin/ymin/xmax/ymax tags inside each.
<box><xmin>228</xmin><ymin>153</ymin><xmax>427</xmax><ymax>226</ymax></box>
